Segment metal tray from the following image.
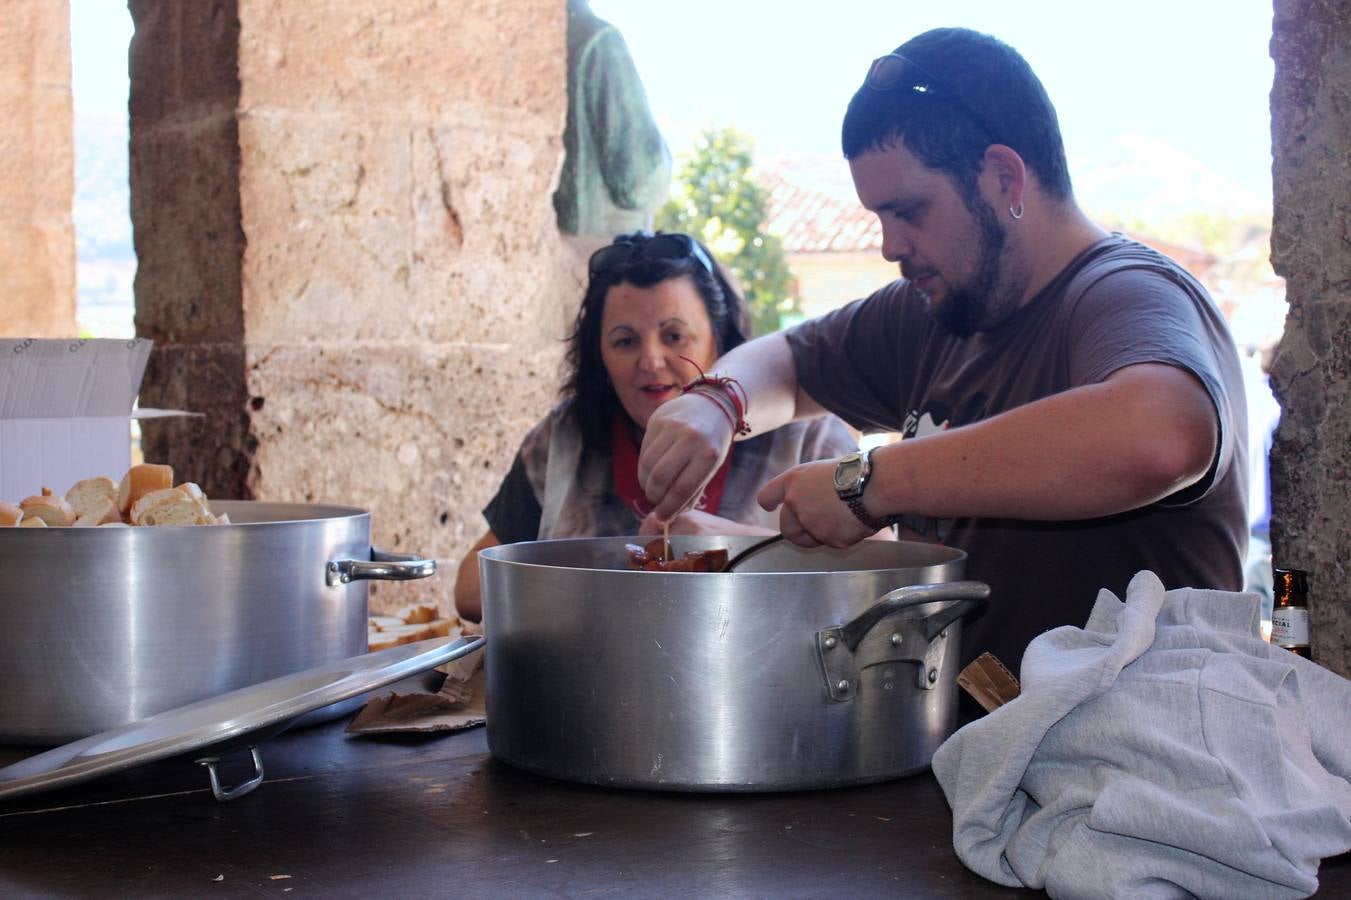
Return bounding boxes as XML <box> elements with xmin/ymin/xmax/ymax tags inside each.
<box><xmin>0</xmin><ymin>634</ymin><xmax>483</xmax><ymax>803</ymax></box>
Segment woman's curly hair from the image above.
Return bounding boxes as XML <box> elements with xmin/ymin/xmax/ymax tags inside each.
<box><xmin>560</xmin><ymin>231</ymin><xmax>752</xmax><ymax>452</ymax></box>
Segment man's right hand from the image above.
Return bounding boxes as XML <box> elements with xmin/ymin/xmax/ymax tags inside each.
<box><xmin>637</xmin><ymin>392</ymin><xmax>736</xmax><ymax>522</ymax></box>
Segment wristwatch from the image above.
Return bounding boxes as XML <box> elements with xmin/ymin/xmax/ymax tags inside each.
<box><xmin>832</xmin><ymin>448</ymin><xmax>897</xmax><ymax>531</ymax></box>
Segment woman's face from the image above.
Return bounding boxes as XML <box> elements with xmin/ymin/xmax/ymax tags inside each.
<box><xmin>599</xmin><ymin>274</ymin><xmax>719</xmax><ymax>430</ymax></box>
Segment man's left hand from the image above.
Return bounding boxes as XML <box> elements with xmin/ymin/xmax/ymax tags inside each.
<box><xmin>756</xmin><ymin>460</ymin><xmax>874</xmax><ymax>548</ymax></box>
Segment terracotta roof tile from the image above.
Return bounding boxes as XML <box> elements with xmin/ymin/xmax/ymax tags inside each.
<box><xmin>761</xmin><ymin>173</ymin><xmax>880</xmax><ymax>254</ymax></box>
<box><xmin>758</xmin><ymin>168</ymin><xmax>1218</xmax><ymax>285</ymax></box>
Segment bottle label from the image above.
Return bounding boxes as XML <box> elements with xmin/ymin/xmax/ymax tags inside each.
<box><xmin>1271</xmin><ymin>607</ymin><xmax>1310</xmax><ymax>647</ymax></box>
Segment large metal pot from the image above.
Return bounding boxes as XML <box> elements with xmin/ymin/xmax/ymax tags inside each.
<box><xmin>480</xmin><ymin>535</ymin><xmax>988</xmax><ymax>792</ymax></box>
<box><xmin>0</xmin><ymin>501</ymin><xmax>436</xmax><ymax>745</ymax></box>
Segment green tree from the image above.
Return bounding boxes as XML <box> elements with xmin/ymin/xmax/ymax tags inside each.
<box><xmin>655</xmin><ymin>127</ymin><xmax>796</xmax><ymax>335</ymax></box>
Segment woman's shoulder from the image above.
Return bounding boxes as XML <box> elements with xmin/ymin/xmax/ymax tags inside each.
<box><xmin>511</xmin><ymin>399</ymin><xmax>585</xmax><ymax>476</ymax></box>
<box><xmin>517</xmin><ymin>399</ymin><xmax>579</xmax><ymax>442</ymax></box>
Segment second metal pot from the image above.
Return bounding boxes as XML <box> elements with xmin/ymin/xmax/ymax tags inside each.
<box><xmin>480</xmin><ymin>535</ymin><xmax>988</xmax><ymax>792</ymax></box>
<box><xmin>0</xmin><ymin>501</ymin><xmax>436</xmax><ymax>745</ymax></box>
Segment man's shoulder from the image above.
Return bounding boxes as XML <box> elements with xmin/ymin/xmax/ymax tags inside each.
<box><xmin>1068</xmin><ymin>234</ymin><xmax>1205</xmax><ymax>294</ymax></box>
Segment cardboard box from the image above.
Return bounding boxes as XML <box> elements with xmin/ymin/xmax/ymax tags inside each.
<box><xmin>0</xmin><ymin>338</ymin><xmax>192</xmax><ymax>503</ymax></box>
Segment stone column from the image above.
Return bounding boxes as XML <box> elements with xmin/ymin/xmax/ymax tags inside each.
<box><xmin>130</xmin><ymin>0</ymin><xmax>575</xmax><ymax>616</ymax></box>
<box><xmin>0</xmin><ymin>0</ymin><xmax>76</xmax><ymax>337</ymax></box>
<box><xmin>1270</xmin><ymin>0</ymin><xmax>1351</xmax><ymax>676</ymax></box>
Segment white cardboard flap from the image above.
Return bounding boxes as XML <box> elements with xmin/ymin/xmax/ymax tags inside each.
<box><xmin>0</xmin><ymin>339</ymin><xmax>200</xmax><ymax>505</ymax></box>
<box><xmin>132</xmin><ymin>408</ymin><xmax>203</xmax><ymax>420</ymax></box>
<box><xmin>0</xmin><ymin>338</ymin><xmax>153</xmax><ymax>418</ymax></box>
<box><xmin>0</xmin><ymin>418</ymin><xmax>133</xmax><ymax>501</ymax></box>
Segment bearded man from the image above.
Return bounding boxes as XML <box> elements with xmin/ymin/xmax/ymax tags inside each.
<box><xmin>637</xmin><ymin>27</ymin><xmax>1248</xmax><ymax>673</ymax></box>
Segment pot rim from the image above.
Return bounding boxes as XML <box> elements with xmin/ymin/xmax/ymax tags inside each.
<box><xmin>479</xmin><ymin>534</ymin><xmax>966</xmax><ymax>577</ymax></box>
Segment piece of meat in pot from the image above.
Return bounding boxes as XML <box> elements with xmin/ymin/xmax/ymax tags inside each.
<box><xmin>625</xmin><ymin>538</ymin><xmax>729</xmax><ymax>572</ymax></box>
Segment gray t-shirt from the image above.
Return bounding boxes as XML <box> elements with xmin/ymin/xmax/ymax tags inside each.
<box><xmin>786</xmin><ymin>234</ymin><xmax>1249</xmax><ymax>672</ymax></box>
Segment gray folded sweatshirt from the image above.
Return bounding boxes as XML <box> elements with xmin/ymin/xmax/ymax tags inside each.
<box><xmin>931</xmin><ymin>570</ymin><xmax>1351</xmax><ymax>899</ymax></box>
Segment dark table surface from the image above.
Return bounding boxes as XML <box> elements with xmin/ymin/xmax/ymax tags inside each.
<box><xmin>0</xmin><ymin>710</ymin><xmax>1030</xmax><ymax>900</ymax></box>
<box><xmin>2</xmin><ymin>713</ymin><xmax>1347</xmax><ymax>899</ymax></box>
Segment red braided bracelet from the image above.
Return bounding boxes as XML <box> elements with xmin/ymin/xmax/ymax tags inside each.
<box><xmin>679</xmin><ymin>356</ymin><xmax>751</xmax><ymax>436</ymax></box>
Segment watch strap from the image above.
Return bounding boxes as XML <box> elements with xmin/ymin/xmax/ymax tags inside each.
<box><xmin>845</xmin><ymin>495</ymin><xmax>897</xmax><ymax>532</ymax></box>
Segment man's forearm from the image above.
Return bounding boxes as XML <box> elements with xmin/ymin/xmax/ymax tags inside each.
<box><xmin>866</xmin><ymin>364</ymin><xmax>1219</xmax><ymax>521</ymax></box>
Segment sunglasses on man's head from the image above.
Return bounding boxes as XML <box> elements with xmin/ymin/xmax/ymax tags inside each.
<box><xmin>588</xmin><ymin>232</ymin><xmax>715</xmax><ymax>279</ymax></box>
<box><xmin>865</xmin><ymin>52</ymin><xmax>1001</xmax><ymax>146</ymax></box>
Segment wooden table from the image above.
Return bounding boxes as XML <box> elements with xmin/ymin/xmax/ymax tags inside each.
<box><xmin>0</xmin><ymin>714</ymin><xmax>1029</xmax><ymax>898</ymax></box>
<box><xmin>1</xmin><ymin>717</ymin><xmax>1346</xmax><ymax>898</ymax></box>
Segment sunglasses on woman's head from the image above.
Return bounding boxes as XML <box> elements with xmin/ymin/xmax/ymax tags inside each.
<box><xmin>588</xmin><ymin>233</ymin><xmax>715</xmax><ymax>279</ymax></box>
<box><xmin>865</xmin><ymin>52</ymin><xmax>1001</xmax><ymax>146</ymax></box>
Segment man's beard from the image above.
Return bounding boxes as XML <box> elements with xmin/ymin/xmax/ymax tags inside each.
<box><xmin>926</xmin><ymin>197</ymin><xmax>1013</xmax><ymax>337</ymax></box>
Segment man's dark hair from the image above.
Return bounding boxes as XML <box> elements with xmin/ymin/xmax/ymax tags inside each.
<box><xmin>561</xmin><ymin>232</ymin><xmax>751</xmax><ymax>452</ymax></box>
<box><xmin>841</xmin><ymin>28</ymin><xmax>1073</xmax><ymax>203</ymax></box>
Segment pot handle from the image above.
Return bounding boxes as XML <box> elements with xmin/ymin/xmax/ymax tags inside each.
<box><xmin>817</xmin><ymin>581</ymin><xmax>989</xmax><ymax>702</ymax></box>
<box><xmin>836</xmin><ymin>581</ymin><xmax>990</xmax><ymax>651</ymax></box>
<box><xmin>195</xmin><ymin>746</ymin><xmax>265</xmax><ymax>802</ymax></box>
<box><xmin>326</xmin><ymin>548</ymin><xmax>437</xmax><ymax>587</ymax></box>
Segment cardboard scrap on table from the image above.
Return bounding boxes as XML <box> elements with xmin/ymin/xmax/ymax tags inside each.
<box><xmin>346</xmin><ymin>646</ymin><xmax>485</xmax><ymax>735</ymax></box>
<box><xmin>957</xmin><ymin>652</ymin><xmax>1021</xmax><ymax>713</ymax></box>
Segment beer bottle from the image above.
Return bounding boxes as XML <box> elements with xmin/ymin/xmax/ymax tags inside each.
<box><xmin>1270</xmin><ymin>567</ymin><xmax>1311</xmax><ymax>659</ymax></box>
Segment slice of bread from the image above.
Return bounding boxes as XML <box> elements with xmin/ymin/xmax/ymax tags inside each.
<box><xmin>116</xmin><ymin>464</ymin><xmax>174</xmax><ymax>517</ymax></box>
<box><xmin>142</xmin><ymin>501</ymin><xmax>213</xmax><ymax>526</ymax></box>
<box><xmin>19</xmin><ymin>516</ymin><xmax>48</xmax><ymax>528</ymax></box>
<box><xmin>0</xmin><ymin>501</ymin><xmax>22</xmax><ymax>527</ymax></box>
<box><xmin>65</xmin><ymin>476</ymin><xmax>118</xmax><ymax>522</ymax></box>
<box><xmin>131</xmin><ymin>487</ymin><xmax>214</xmax><ymax>526</ymax></box>
<box><xmin>426</xmin><ymin>618</ymin><xmax>458</xmax><ymax>638</ymax></box>
<box><xmin>399</xmin><ymin>604</ymin><xmax>439</xmax><ymax>625</ymax></box>
<box><xmin>382</xmin><ymin>623</ymin><xmax>434</xmax><ymax>645</ymax></box>
<box><xmin>369</xmin><ymin>615</ymin><xmax>405</xmax><ymax>631</ymax></box>
<box><xmin>127</xmin><ymin>488</ymin><xmax>181</xmax><ymax>525</ymax></box>
<box><xmin>368</xmin><ymin>630</ymin><xmax>401</xmax><ymax>652</ymax></box>
<box><xmin>74</xmin><ymin>497</ymin><xmax>122</xmax><ymax>527</ymax></box>
<box><xmin>19</xmin><ymin>489</ymin><xmax>75</xmax><ymax>526</ymax></box>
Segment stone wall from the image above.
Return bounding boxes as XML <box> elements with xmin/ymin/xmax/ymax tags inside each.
<box><xmin>0</xmin><ymin>0</ymin><xmax>76</xmax><ymax>338</ymax></box>
<box><xmin>130</xmin><ymin>0</ymin><xmax>577</xmax><ymax>615</ymax></box>
<box><xmin>1269</xmin><ymin>0</ymin><xmax>1351</xmax><ymax>676</ymax></box>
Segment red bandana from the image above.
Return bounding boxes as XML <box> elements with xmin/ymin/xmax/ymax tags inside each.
<box><xmin>611</xmin><ymin>413</ymin><xmax>734</xmax><ymax>522</ymax></box>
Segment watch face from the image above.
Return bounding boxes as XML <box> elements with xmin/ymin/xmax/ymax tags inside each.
<box><xmin>833</xmin><ymin>453</ymin><xmax>864</xmax><ymax>494</ymax></box>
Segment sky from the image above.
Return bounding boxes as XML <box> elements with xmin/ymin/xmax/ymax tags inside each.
<box><xmin>590</xmin><ymin>0</ymin><xmax>1277</xmax><ymax>214</ymax></box>
<box><xmin>69</xmin><ymin>0</ymin><xmax>132</xmax><ymax>116</ymax></box>
<box><xmin>68</xmin><ymin>0</ymin><xmax>1276</xmax><ymax>213</ymax></box>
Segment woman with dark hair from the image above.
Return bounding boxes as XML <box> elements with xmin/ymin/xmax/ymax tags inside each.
<box><xmin>454</xmin><ymin>231</ymin><xmax>857</xmax><ymax>620</ymax></box>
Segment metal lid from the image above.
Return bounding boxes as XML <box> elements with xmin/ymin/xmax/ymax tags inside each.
<box><xmin>0</xmin><ymin>634</ymin><xmax>483</xmax><ymax>803</ymax></box>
